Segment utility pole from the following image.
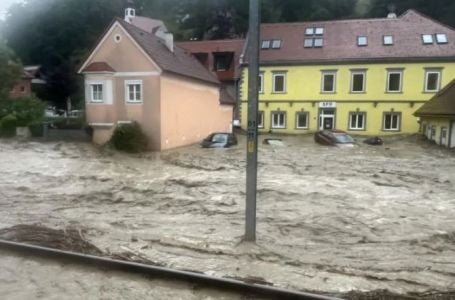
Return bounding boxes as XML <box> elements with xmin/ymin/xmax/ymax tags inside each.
<box><xmin>245</xmin><ymin>0</ymin><xmax>260</xmax><ymax>242</ymax></box>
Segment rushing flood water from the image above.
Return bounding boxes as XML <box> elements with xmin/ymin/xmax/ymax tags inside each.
<box><xmin>0</xmin><ymin>135</ymin><xmax>455</xmax><ymax>296</ymax></box>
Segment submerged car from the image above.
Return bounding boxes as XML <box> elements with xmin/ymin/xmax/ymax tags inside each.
<box><xmin>201</xmin><ymin>133</ymin><xmax>238</xmax><ymax>148</ymax></box>
<box><xmin>314</xmin><ymin>130</ymin><xmax>355</xmax><ymax>147</ymax></box>
<box><xmin>363</xmin><ymin>136</ymin><xmax>384</xmax><ymax>146</ymax></box>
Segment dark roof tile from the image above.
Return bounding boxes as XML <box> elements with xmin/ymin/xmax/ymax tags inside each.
<box><xmin>415</xmin><ymin>80</ymin><xmax>455</xmax><ymax>116</ymax></box>
<box><xmin>118</xmin><ymin>18</ymin><xmax>219</xmax><ymax>85</ymax></box>
<box><xmin>255</xmin><ymin>10</ymin><xmax>455</xmax><ymax>65</ymax></box>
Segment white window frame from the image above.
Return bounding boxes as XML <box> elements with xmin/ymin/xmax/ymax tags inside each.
<box><xmin>271</xmin><ymin>39</ymin><xmax>282</xmax><ymax>49</ymax></box>
<box><xmin>271</xmin><ymin>111</ymin><xmax>286</xmax><ymax>129</ymax></box>
<box><xmin>357</xmin><ymin>36</ymin><xmax>368</xmax><ymax>46</ymax></box>
<box><xmin>383</xmin><ymin>35</ymin><xmax>393</xmax><ymax>45</ymax></box>
<box><xmin>436</xmin><ymin>33</ymin><xmax>448</xmax><ymax>44</ymax></box>
<box><xmin>383</xmin><ymin>112</ymin><xmax>401</xmax><ymax>131</ymax></box>
<box><xmin>125</xmin><ymin>80</ymin><xmax>143</xmax><ymax>103</ymax></box>
<box><xmin>351</xmin><ymin>71</ymin><xmax>366</xmax><ymax>93</ymax></box>
<box><xmin>258</xmin><ymin>111</ymin><xmax>264</xmax><ymax>128</ymax></box>
<box><xmin>261</xmin><ymin>40</ymin><xmax>271</xmax><ymax>49</ymax></box>
<box><xmin>321</xmin><ymin>71</ymin><xmax>337</xmax><ymax>93</ymax></box>
<box><xmin>386</xmin><ymin>70</ymin><xmax>403</xmax><ymax>93</ymax></box>
<box><xmin>349</xmin><ymin>112</ymin><xmax>366</xmax><ymax>130</ymax></box>
<box><xmin>422</xmin><ymin>34</ymin><xmax>434</xmax><ymax>44</ymax></box>
<box><xmin>272</xmin><ymin>72</ymin><xmax>287</xmax><ymax>93</ymax></box>
<box><xmin>258</xmin><ymin>73</ymin><xmax>264</xmax><ymax>93</ymax></box>
<box><xmin>424</xmin><ymin>70</ymin><xmax>441</xmax><ymax>92</ymax></box>
<box><xmin>296</xmin><ymin>112</ymin><xmax>309</xmax><ymax>129</ymax></box>
<box><xmin>90</xmin><ymin>82</ymin><xmax>104</xmax><ymax>103</ymax></box>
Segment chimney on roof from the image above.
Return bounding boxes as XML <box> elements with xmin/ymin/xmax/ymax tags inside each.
<box><xmin>164</xmin><ymin>33</ymin><xmax>174</xmax><ymax>53</ymax></box>
<box><xmin>387</xmin><ymin>4</ymin><xmax>397</xmax><ymax>18</ymax></box>
<box><xmin>125</xmin><ymin>7</ymin><xmax>136</xmax><ymax>23</ymax></box>
<box><xmin>155</xmin><ymin>30</ymin><xmax>174</xmax><ymax>53</ymax></box>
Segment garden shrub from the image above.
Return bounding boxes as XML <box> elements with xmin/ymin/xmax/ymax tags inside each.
<box><xmin>0</xmin><ymin>114</ymin><xmax>18</xmax><ymax>137</ymax></box>
<box><xmin>0</xmin><ymin>96</ymin><xmax>45</xmax><ymax>127</ymax></box>
<box><xmin>110</xmin><ymin>122</ymin><xmax>148</xmax><ymax>153</ymax></box>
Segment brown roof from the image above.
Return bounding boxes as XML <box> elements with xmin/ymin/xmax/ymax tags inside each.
<box><xmin>118</xmin><ymin>18</ymin><xmax>219</xmax><ymax>85</ymax></box>
<box><xmin>414</xmin><ymin>80</ymin><xmax>455</xmax><ymax>117</ymax></box>
<box><xmin>82</xmin><ymin>62</ymin><xmax>116</xmax><ymax>73</ymax></box>
<box><xmin>130</xmin><ymin>16</ymin><xmax>166</xmax><ymax>34</ymax></box>
<box><xmin>178</xmin><ymin>39</ymin><xmax>245</xmax><ymax>55</ymax></box>
<box><xmin>219</xmin><ymin>88</ymin><xmax>235</xmax><ymax>105</ymax></box>
<box><xmin>254</xmin><ymin>10</ymin><xmax>455</xmax><ymax>65</ymax></box>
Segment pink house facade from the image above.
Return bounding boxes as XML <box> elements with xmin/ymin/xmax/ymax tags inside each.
<box><xmin>78</xmin><ymin>8</ymin><xmax>234</xmax><ymax>150</ymax></box>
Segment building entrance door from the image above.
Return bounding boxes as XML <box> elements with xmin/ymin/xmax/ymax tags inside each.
<box><xmin>319</xmin><ymin>109</ymin><xmax>336</xmax><ymax>130</ymax></box>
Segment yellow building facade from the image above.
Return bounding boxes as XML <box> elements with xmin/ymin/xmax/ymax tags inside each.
<box><xmin>239</xmin><ymin>10</ymin><xmax>455</xmax><ymax>136</ymax></box>
<box><xmin>240</xmin><ymin>63</ymin><xmax>455</xmax><ymax>135</ymax></box>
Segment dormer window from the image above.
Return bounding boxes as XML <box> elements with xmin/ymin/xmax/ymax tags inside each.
<box><xmin>304</xmin><ymin>26</ymin><xmax>325</xmax><ymax>48</ymax></box>
<box><xmin>436</xmin><ymin>33</ymin><xmax>448</xmax><ymax>44</ymax></box>
<box><xmin>422</xmin><ymin>34</ymin><xmax>434</xmax><ymax>44</ymax></box>
<box><xmin>271</xmin><ymin>40</ymin><xmax>282</xmax><ymax>49</ymax></box>
<box><xmin>305</xmin><ymin>28</ymin><xmax>315</xmax><ymax>35</ymax></box>
<box><xmin>357</xmin><ymin>36</ymin><xmax>368</xmax><ymax>46</ymax></box>
<box><xmin>383</xmin><ymin>35</ymin><xmax>394</xmax><ymax>45</ymax></box>
<box><xmin>261</xmin><ymin>40</ymin><xmax>271</xmax><ymax>49</ymax></box>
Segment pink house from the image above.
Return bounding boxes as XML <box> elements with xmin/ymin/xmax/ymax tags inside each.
<box><xmin>78</xmin><ymin>8</ymin><xmax>234</xmax><ymax>150</ymax></box>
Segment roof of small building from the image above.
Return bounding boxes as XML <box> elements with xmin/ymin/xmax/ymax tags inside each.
<box><xmin>178</xmin><ymin>39</ymin><xmax>245</xmax><ymax>54</ymax></box>
<box><xmin>83</xmin><ymin>62</ymin><xmax>116</xmax><ymax>73</ymax></box>
<box><xmin>117</xmin><ymin>18</ymin><xmax>220</xmax><ymax>85</ymax></box>
<box><xmin>219</xmin><ymin>88</ymin><xmax>236</xmax><ymax>105</ymax></box>
<box><xmin>130</xmin><ymin>16</ymin><xmax>167</xmax><ymax>34</ymax></box>
<box><xmin>414</xmin><ymin>80</ymin><xmax>455</xmax><ymax>117</ymax></box>
<box><xmin>253</xmin><ymin>9</ymin><xmax>455</xmax><ymax>65</ymax></box>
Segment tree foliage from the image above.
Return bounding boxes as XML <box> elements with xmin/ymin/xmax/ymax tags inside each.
<box><xmin>0</xmin><ymin>40</ymin><xmax>22</xmax><ymax>98</ymax></box>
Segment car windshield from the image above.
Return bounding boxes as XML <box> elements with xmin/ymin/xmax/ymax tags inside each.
<box><xmin>333</xmin><ymin>133</ymin><xmax>354</xmax><ymax>144</ymax></box>
<box><xmin>211</xmin><ymin>134</ymin><xmax>228</xmax><ymax>143</ymax></box>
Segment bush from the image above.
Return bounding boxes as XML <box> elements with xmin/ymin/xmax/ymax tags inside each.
<box><xmin>0</xmin><ymin>96</ymin><xmax>45</xmax><ymax>127</ymax></box>
<box><xmin>110</xmin><ymin>122</ymin><xmax>148</xmax><ymax>153</ymax></box>
<box><xmin>0</xmin><ymin>114</ymin><xmax>18</xmax><ymax>137</ymax></box>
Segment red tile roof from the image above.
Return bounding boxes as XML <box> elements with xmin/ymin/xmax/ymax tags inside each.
<box><xmin>82</xmin><ymin>62</ymin><xmax>116</xmax><ymax>73</ymax></box>
<box><xmin>254</xmin><ymin>10</ymin><xmax>455</xmax><ymax>65</ymax></box>
<box><xmin>118</xmin><ymin>18</ymin><xmax>220</xmax><ymax>85</ymax></box>
<box><xmin>414</xmin><ymin>80</ymin><xmax>455</xmax><ymax>117</ymax></box>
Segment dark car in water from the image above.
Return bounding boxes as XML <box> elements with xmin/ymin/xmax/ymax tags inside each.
<box><xmin>201</xmin><ymin>133</ymin><xmax>238</xmax><ymax>148</ymax></box>
<box><xmin>314</xmin><ymin>130</ymin><xmax>355</xmax><ymax>147</ymax></box>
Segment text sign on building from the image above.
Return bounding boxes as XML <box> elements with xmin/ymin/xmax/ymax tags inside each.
<box><xmin>319</xmin><ymin>101</ymin><xmax>337</xmax><ymax>108</ymax></box>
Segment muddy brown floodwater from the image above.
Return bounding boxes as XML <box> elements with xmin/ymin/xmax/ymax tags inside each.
<box><xmin>0</xmin><ymin>135</ymin><xmax>455</xmax><ymax>299</ymax></box>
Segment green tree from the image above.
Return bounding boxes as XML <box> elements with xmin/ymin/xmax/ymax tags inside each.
<box><xmin>0</xmin><ymin>40</ymin><xmax>22</xmax><ymax>98</ymax></box>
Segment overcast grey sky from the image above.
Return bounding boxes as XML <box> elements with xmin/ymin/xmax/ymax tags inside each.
<box><xmin>0</xmin><ymin>0</ymin><xmax>24</xmax><ymax>20</ymax></box>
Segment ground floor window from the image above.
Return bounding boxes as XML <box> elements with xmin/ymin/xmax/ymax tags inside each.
<box><xmin>125</xmin><ymin>80</ymin><xmax>143</xmax><ymax>103</ymax></box>
<box><xmin>258</xmin><ymin>111</ymin><xmax>264</xmax><ymax>128</ymax></box>
<box><xmin>296</xmin><ymin>112</ymin><xmax>309</xmax><ymax>129</ymax></box>
<box><xmin>349</xmin><ymin>112</ymin><xmax>366</xmax><ymax>130</ymax></box>
<box><xmin>383</xmin><ymin>112</ymin><xmax>401</xmax><ymax>131</ymax></box>
<box><xmin>90</xmin><ymin>83</ymin><xmax>104</xmax><ymax>102</ymax></box>
<box><xmin>271</xmin><ymin>111</ymin><xmax>286</xmax><ymax>129</ymax></box>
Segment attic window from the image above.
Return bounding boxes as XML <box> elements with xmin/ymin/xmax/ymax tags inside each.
<box><xmin>261</xmin><ymin>40</ymin><xmax>271</xmax><ymax>49</ymax></box>
<box><xmin>357</xmin><ymin>36</ymin><xmax>368</xmax><ymax>46</ymax></box>
<box><xmin>114</xmin><ymin>34</ymin><xmax>122</xmax><ymax>43</ymax></box>
<box><xmin>422</xmin><ymin>34</ymin><xmax>434</xmax><ymax>44</ymax></box>
<box><xmin>271</xmin><ymin>40</ymin><xmax>282</xmax><ymax>49</ymax></box>
<box><xmin>436</xmin><ymin>33</ymin><xmax>448</xmax><ymax>44</ymax></box>
<box><xmin>304</xmin><ymin>27</ymin><xmax>325</xmax><ymax>48</ymax></box>
<box><xmin>383</xmin><ymin>35</ymin><xmax>394</xmax><ymax>45</ymax></box>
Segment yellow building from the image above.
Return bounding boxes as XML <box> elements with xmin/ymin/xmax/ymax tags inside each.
<box><xmin>240</xmin><ymin>10</ymin><xmax>455</xmax><ymax>135</ymax></box>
